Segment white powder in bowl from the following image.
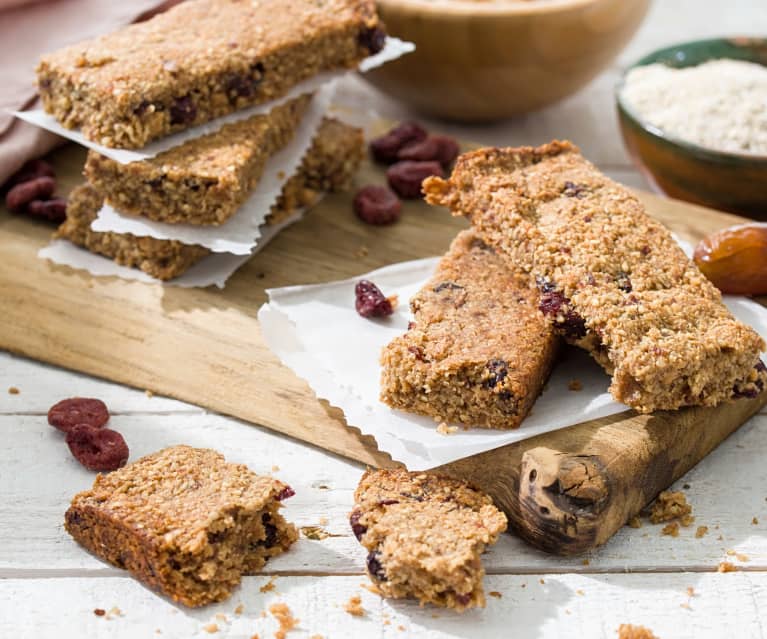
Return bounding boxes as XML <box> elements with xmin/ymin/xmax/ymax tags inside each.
<box><xmin>621</xmin><ymin>59</ymin><xmax>767</xmax><ymax>155</ymax></box>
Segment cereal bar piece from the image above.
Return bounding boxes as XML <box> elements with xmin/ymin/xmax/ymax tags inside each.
<box><xmin>65</xmin><ymin>445</ymin><xmax>298</xmax><ymax>607</ymax></box>
<box><xmin>350</xmin><ymin>469</ymin><xmax>507</xmax><ymax>612</ymax></box>
<box><xmin>380</xmin><ymin>229</ymin><xmax>558</xmax><ymax>429</ymax></box>
<box><xmin>36</xmin><ymin>0</ymin><xmax>383</xmax><ymax>148</ymax></box>
<box><xmin>84</xmin><ymin>96</ymin><xmax>311</xmax><ymax>226</ymax></box>
<box><xmin>424</xmin><ymin>141</ymin><xmax>766</xmax><ymax>413</ymax></box>
<box><xmin>55</xmin><ymin>184</ymin><xmax>211</xmax><ymax>281</ymax></box>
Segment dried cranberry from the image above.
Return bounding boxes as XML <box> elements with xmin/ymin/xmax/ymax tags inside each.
<box><xmin>3</xmin><ymin>159</ymin><xmax>55</xmax><ymax>191</ymax></box>
<box><xmin>276</xmin><ymin>485</ymin><xmax>295</xmax><ymax>501</ymax></box>
<box><xmin>353</xmin><ymin>185</ymin><xmax>401</xmax><ymax>225</ymax></box>
<box><xmin>349</xmin><ymin>510</ymin><xmax>367</xmax><ymax>540</ymax></box>
<box><xmin>6</xmin><ymin>176</ymin><xmax>56</xmax><ymax>212</ymax></box>
<box><xmin>537</xmin><ymin>283</ymin><xmax>588</xmax><ymax>340</ymax></box>
<box><xmin>260</xmin><ymin>513</ymin><xmax>279</xmax><ymax>548</ymax></box>
<box><xmin>386</xmin><ymin>161</ymin><xmax>444</xmax><ymax>199</ymax></box>
<box><xmin>366</xmin><ymin>550</ymin><xmax>387</xmax><ymax>581</ymax></box>
<box><xmin>27</xmin><ymin>198</ymin><xmax>67</xmax><ymax>222</ymax></box>
<box><xmin>48</xmin><ymin>397</ymin><xmax>109</xmax><ymax>433</ymax></box>
<box><xmin>616</xmin><ymin>271</ymin><xmax>632</xmax><ymax>293</ymax></box>
<box><xmin>355</xmin><ymin>280</ymin><xmax>394</xmax><ymax>318</ymax></box>
<box><xmin>483</xmin><ymin>359</ymin><xmax>509</xmax><ymax>389</ymax></box>
<box><xmin>170</xmin><ymin>95</ymin><xmax>196</xmax><ymax>125</ymax></box>
<box><xmin>66</xmin><ymin>425</ymin><xmax>129</xmax><ymax>472</ymax></box>
<box><xmin>397</xmin><ymin>135</ymin><xmax>460</xmax><ymax>168</ymax></box>
<box><xmin>369</xmin><ymin>122</ymin><xmax>428</xmax><ymax>164</ymax></box>
<box><xmin>377</xmin><ymin>499</ymin><xmax>399</xmax><ymax>506</ymax></box>
<box><xmin>454</xmin><ymin>592</ymin><xmax>472</xmax><ymax>606</ymax></box>
<box><xmin>563</xmin><ymin>181</ymin><xmax>587</xmax><ymax>198</ymax></box>
<box><xmin>358</xmin><ymin>26</ymin><xmax>386</xmax><ymax>55</ymax></box>
<box><xmin>226</xmin><ymin>72</ymin><xmax>261</xmax><ymax>100</ymax></box>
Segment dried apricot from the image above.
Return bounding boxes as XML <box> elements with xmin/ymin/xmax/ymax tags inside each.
<box><xmin>693</xmin><ymin>223</ymin><xmax>767</xmax><ymax>296</ymax></box>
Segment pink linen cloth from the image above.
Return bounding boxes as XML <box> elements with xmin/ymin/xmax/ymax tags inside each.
<box><xmin>0</xmin><ymin>0</ymin><xmax>175</xmax><ymax>184</ymax></box>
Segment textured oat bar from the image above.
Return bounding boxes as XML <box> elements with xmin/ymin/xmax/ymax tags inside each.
<box><xmin>424</xmin><ymin>141</ymin><xmax>766</xmax><ymax>413</ymax></box>
<box><xmin>65</xmin><ymin>446</ymin><xmax>298</xmax><ymax>607</ymax></box>
<box><xmin>85</xmin><ymin>96</ymin><xmax>311</xmax><ymax>226</ymax></box>
<box><xmin>36</xmin><ymin>0</ymin><xmax>383</xmax><ymax>148</ymax></box>
<box><xmin>350</xmin><ymin>469</ymin><xmax>506</xmax><ymax>612</ymax></box>
<box><xmin>56</xmin><ymin>119</ymin><xmax>364</xmax><ymax>280</ymax></box>
<box><xmin>380</xmin><ymin>230</ymin><xmax>558</xmax><ymax>429</ymax></box>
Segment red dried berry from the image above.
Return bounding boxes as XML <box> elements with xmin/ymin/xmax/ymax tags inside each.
<box><xmin>3</xmin><ymin>159</ymin><xmax>55</xmax><ymax>191</ymax></box>
<box><xmin>48</xmin><ymin>397</ymin><xmax>110</xmax><ymax>433</ymax></box>
<box><xmin>353</xmin><ymin>185</ymin><xmax>402</xmax><ymax>225</ymax></box>
<box><xmin>276</xmin><ymin>485</ymin><xmax>295</xmax><ymax>501</ymax></box>
<box><xmin>66</xmin><ymin>424</ymin><xmax>129</xmax><ymax>472</ymax></box>
<box><xmin>386</xmin><ymin>161</ymin><xmax>445</xmax><ymax>199</ymax></box>
<box><xmin>355</xmin><ymin>279</ymin><xmax>394</xmax><ymax>318</ymax></box>
<box><xmin>397</xmin><ymin>135</ymin><xmax>460</xmax><ymax>168</ymax></box>
<box><xmin>369</xmin><ymin>121</ymin><xmax>428</xmax><ymax>164</ymax></box>
<box><xmin>27</xmin><ymin>198</ymin><xmax>67</xmax><ymax>222</ymax></box>
<box><xmin>5</xmin><ymin>176</ymin><xmax>55</xmax><ymax>212</ymax></box>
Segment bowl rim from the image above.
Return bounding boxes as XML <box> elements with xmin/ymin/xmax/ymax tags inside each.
<box><xmin>615</xmin><ymin>36</ymin><xmax>767</xmax><ymax>163</ymax></box>
<box><xmin>377</xmin><ymin>0</ymin><xmax>604</xmax><ymax>17</ymax></box>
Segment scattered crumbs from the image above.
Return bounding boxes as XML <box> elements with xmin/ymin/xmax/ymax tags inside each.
<box><xmin>251</xmin><ymin>634</ymin><xmax>260</xmax><ymax>639</ymax></box>
<box><xmin>683</xmin><ymin>483</ymin><xmax>691</xmax><ymax>490</ymax></box>
<box><xmin>661</xmin><ymin>522</ymin><xmax>679</xmax><ymax>537</ymax></box>
<box><xmin>145</xmin><ymin>389</ymin><xmax>154</xmax><ymax>398</ymax></box>
<box><xmin>726</xmin><ymin>549</ymin><xmax>749</xmax><ymax>562</ymax></box>
<box><xmin>718</xmin><ymin>561</ymin><xmax>737</xmax><ymax>573</ymax></box>
<box><xmin>628</xmin><ymin>516</ymin><xmax>643</xmax><ymax>529</ymax></box>
<box><xmin>269</xmin><ymin>603</ymin><xmax>299</xmax><ymax>639</ymax></box>
<box><xmin>436</xmin><ymin>422</ymin><xmax>459</xmax><ymax>435</ymax></box>
<box><xmin>617</xmin><ymin>624</ymin><xmax>659</xmax><ymax>639</ymax></box>
<box><xmin>318</xmin><ymin>516</ymin><xmax>328</xmax><ymax>526</ymax></box>
<box><xmin>317</xmin><ymin>484</ymin><xmax>330</xmax><ymax>490</ymax></box>
<box><xmin>203</xmin><ymin>623</ymin><xmax>219</xmax><ymax>634</ymax></box>
<box><xmin>277</xmin><ymin>171</ymin><xmax>286</xmax><ymax>180</ymax></box>
<box><xmin>686</xmin><ymin>586</ymin><xmax>695</xmax><ymax>597</ymax></box>
<box><xmin>107</xmin><ymin>607</ymin><xmax>124</xmax><ymax>619</ymax></box>
<box><xmin>539</xmin><ymin>578</ymin><xmax>545</xmax><ymax>585</ymax></box>
<box><xmin>431</xmin><ymin>613</ymin><xmax>439</xmax><ymax>619</ymax></box>
<box><xmin>215</xmin><ymin>613</ymin><xmax>228</xmax><ymax>623</ymax></box>
<box><xmin>383</xmin><ymin>620</ymin><xmax>391</xmax><ymax>626</ymax></box>
<box><xmin>360</xmin><ymin>582</ymin><xmax>381</xmax><ymax>595</ymax></box>
<box><xmin>649</xmin><ymin>491</ymin><xmax>692</xmax><ymax>524</ymax></box>
<box><xmin>714</xmin><ymin>524</ymin><xmax>720</xmax><ymax>529</ymax></box>
<box><xmin>260</xmin><ymin>576</ymin><xmax>277</xmax><ymax>593</ymax></box>
<box><xmin>155</xmin><ymin>630</ymin><xmax>162</xmax><ymax>634</ymax></box>
<box><xmin>7</xmin><ymin>386</ymin><xmax>19</xmax><ymax>395</ymax></box>
<box><xmin>680</xmin><ymin>514</ymin><xmax>695</xmax><ymax>527</ymax></box>
<box><xmin>355</xmin><ymin>245</ymin><xmax>369</xmax><ymax>258</ymax></box>
<box><xmin>695</xmin><ymin>526</ymin><xmax>708</xmax><ymax>539</ymax></box>
<box><xmin>94</xmin><ymin>609</ymin><xmax>106</xmax><ymax>617</ymax></box>
<box><xmin>752</xmin><ymin>517</ymin><xmax>759</xmax><ymax>525</ymax></box>
<box><xmin>567</xmin><ymin>379</ymin><xmax>583</xmax><ymax>391</ymax></box>
<box><xmin>717</xmin><ymin>535</ymin><xmax>724</xmax><ymax>541</ymax></box>
<box><xmin>680</xmin><ymin>601</ymin><xmax>691</xmax><ymax>610</ymax></box>
<box><xmin>387</xmin><ymin>294</ymin><xmax>399</xmax><ymax>311</ymax></box>
<box><xmin>582</xmin><ymin>559</ymin><xmax>590</xmax><ymax>566</ymax></box>
<box><xmin>310</xmin><ymin>635</ymin><xmax>324</xmax><ymax>639</ymax></box>
<box><xmin>234</xmin><ymin>604</ymin><xmax>244</xmax><ymax>616</ymax></box>
<box><xmin>344</xmin><ymin>595</ymin><xmax>365</xmax><ymax>617</ymax></box>
<box><xmin>271</xmin><ymin>465</ymin><xmax>280</xmax><ymax>472</ymax></box>
<box><xmin>520</xmin><ymin>583</ymin><xmax>527</xmax><ymax>588</ymax></box>
<box><xmin>489</xmin><ymin>591</ymin><xmax>502</xmax><ymax>599</ymax></box>
<box><xmin>397</xmin><ymin>625</ymin><xmax>406</xmax><ymax>632</ymax></box>
<box><xmin>301</xmin><ymin>525</ymin><xmax>332</xmax><ymax>540</ymax></box>
<box><xmin>575</xmin><ymin>589</ymin><xmax>584</xmax><ymax>596</ymax></box>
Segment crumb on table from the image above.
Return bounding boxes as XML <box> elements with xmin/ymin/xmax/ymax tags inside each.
<box><xmin>695</xmin><ymin>525</ymin><xmax>708</xmax><ymax>538</ymax></box>
<box><xmin>300</xmin><ymin>525</ymin><xmax>331</xmax><ymax>540</ymax></box>
<box><xmin>567</xmin><ymin>379</ymin><xmax>583</xmax><ymax>391</ymax></box>
<box><xmin>269</xmin><ymin>603</ymin><xmax>299</xmax><ymax>639</ymax></box>
<box><xmin>617</xmin><ymin>623</ymin><xmax>660</xmax><ymax>639</ymax></box>
<box><xmin>650</xmin><ymin>491</ymin><xmax>693</xmax><ymax>524</ymax></box>
<box><xmin>7</xmin><ymin>386</ymin><xmax>20</xmax><ymax>395</ymax></box>
<box><xmin>203</xmin><ymin>623</ymin><xmax>219</xmax><ymax>633</ymax></box>
<box><xmin>661</xmin><ymin>522</ymin><xmax>679</xmax><ymax>537</ymax></box>
<box><xmin>488</xmin><ymin>591</ymin><xmax>502</xmax><ymax>599</ymax></box>
<box><xmin>260</xmin><ymin>577</ymin><xmax>277</xmax><ymax>593</ymax></box>
<box><xmin>718</xmin><ymin>561</ymin><xmax>738</xmax><ymax>573</ymax></box>
<box><xmin>343</xmin><ymin>594</ymin><xmax>365</xmax><ymax>616</ymax></box>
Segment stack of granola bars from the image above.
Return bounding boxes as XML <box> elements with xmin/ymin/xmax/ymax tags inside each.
<box><xmin>24</xmin><ymin>0</ymin><xmax>404</xmax><ymax>285</ymax></box>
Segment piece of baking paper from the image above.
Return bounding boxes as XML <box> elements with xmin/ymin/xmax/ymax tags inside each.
<box><xmin>38</xmin><ymin>206</ymin><xmax>306</xmax><ymax>289</ymax></box>
<box><xmin>11</xmin><ymin>37</ymin><xmax>414</xmax><ymax>164</ymax></box>
<box><xmin>89</xmin><ymin>83</ymin><xmax>334</xmax><ymax>254</ymax></box>
<box><xmin>258</xmin><ymin>254</ymin><xmax>767</xmax><ymax>470</ymax></box>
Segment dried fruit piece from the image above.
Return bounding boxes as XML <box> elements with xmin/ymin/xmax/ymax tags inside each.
<box><xmin>170</xmin><ymin>95</ymin><xmax>196</xmax><ymax>125</ymax></box>
<box><xmin>3</xmin><ymin>159</ymin><xmax>55</xmax><ymax>191</ymax></box>
<box><xmin>353</xmin><ymin>185</ymin><xmax>401</xmax><ymax>225</ymax></box>
<box><xmin>349</xmin><ymin>509</ymin><xmax>366</xmax><ymax>540</ymax></box>
<box><xmin>397</xmin><ymin>135</ymin><xmax>460</xmax><ymax>168</ymax></box>
<box><xmin>66</xmin><ymin>424</ymin><xmax>129</xmax><ymax>472</ymax></box>
<box><xmin>48</xmin><ymin>397</ymin><xmax>110</xmax><ymax>433</ymax></box>
<box><xmin>27</xmin><ymin>198</ymin><xmax>67</xmax><ymax>222</ymax></box>
<box><xmin>358</xmin><ymin>26</ymin><xmax>386</xmax><ymax>55</ymax></box>
<box><xmin>370</xmin><ymin>122</ymin><xmax>428</xmax><ymax>164</ymax></box>
<box><xmin>386</xmin><ymin>161</ymin><xmax>444</xmax><ymax>199</ymax></box>
<box><xmin>693</xmin><ymin>223</ymin><xmax>767</xmax><ymax>295</ymax></box>
<box><xmin>355</xmin><ymin>279</ymin><xmax>394</xmax><ymax>318</ymax></box>
<box><xmin>5</xmin><ymin>176</ymin><xmax>55</xmax><ymax>212</ymax></box>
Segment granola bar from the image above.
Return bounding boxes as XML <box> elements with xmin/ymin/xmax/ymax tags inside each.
<box><xmin>84</xmin><ymin>96</ymin><xmax>311</xmax><ymax>226</ymax></box>
<box><xmin>380</xmin><ymin>230</ymin><xmax>558</xmax><ymax>429</ymax></box>
<box><xmin>424</xmin><ymin>141</ymin><xmax>767</xmax><ymax>413</ymax></box>
<box><xmin>65</xmin><ymin>446</ymin><xmax>298</xmax><ymax>607</ymax></box>
<box><xmin>350</xmin><ymin>469</ymin><xmax>507</xmax><ymax>612</ymax></box>
<box><xmin>56</xmin><ymin>118</ymin><xmax>364</xmax><ymax>280</ymax></box>
<box><xmin>36</xmin><ymin>0</ymin><xmax>383</xmax><ymax>148</ymax></box>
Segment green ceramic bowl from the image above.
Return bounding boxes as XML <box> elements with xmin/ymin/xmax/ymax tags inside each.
<box><xmin>616</xmin><ymin>37</ymin><xmax>767</xmax><ymax>219</ymax></box>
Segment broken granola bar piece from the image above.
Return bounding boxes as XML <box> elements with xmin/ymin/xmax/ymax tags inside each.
<box><xmin>350</xmin><ymin>468</ymin><xmax>507</xmax><ymax>612</ymax></box>
<box><xmin>65</xmin><ymin>445</ymin><xmax>298</xmax><ymax>607</ymax></box>
<box><xmin>424</xmin><ymin>141</ymin><xmax>767</xmax><ymax>413</ymax></box>
<box><xmin>380</xmin><ymin>229</ymin><xmax>558</xmax><ymax>428</ymax></box>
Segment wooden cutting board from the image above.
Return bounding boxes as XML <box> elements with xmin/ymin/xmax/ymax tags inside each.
<box><xmin>2</xmin><ymin>143</ymin><xmax>765</xmax><ymax>554</ymax></box>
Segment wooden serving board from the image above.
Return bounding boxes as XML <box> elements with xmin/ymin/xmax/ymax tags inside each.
<box><xmin>2</xmin><ymin>143</ymin><xmax>765</xmax><ymax>554</ymax></box>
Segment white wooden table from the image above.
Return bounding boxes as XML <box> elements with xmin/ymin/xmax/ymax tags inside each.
<box><xmin>2</xmin><ymin>2</ymin><xmax>767</xmax><ymax>637</ymax></box>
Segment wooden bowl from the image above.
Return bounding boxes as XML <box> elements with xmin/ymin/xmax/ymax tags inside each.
<box><xmin>363</xmin><ymin>0</ymin><xmax>650</xmax><ymax>122</ymax></box>
<box><xmin>617</xmin><ymin>38</ymin><xmax>767</xmax><ymax>220</ymax></box>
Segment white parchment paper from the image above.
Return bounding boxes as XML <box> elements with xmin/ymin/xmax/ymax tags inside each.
<box><xmin>90</xmin><ymin>84</ymin><xmax>334</xmax><ymax>254</ymax></box>
<box><xmin>12</xmin><ymin>37</ymin><xmax>414</xmax><ymax>164</ymax></box>
<box><xmin>258</xmin><ymin>254</ymin><xmax>767</xmax><ymax>470</ymax></box>
<box><xmin>39</xmin><ymin>207</ymin><xmax>306</xmax><ymax>288</ymax></box>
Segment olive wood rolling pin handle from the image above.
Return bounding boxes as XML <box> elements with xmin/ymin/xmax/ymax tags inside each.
<box><xmin>439</xmin><ymin>391</ymin><xmax>767</xmax><ymax>556</ymax></box>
